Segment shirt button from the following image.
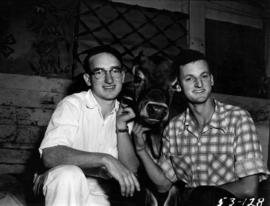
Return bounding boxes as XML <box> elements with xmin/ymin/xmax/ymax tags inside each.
<box><xmin>197</xmin><ymin>166</ymin><xmax>201</xmax><ymax>170</ymax></box>
<box><xmin>198</xmin><ymin>142</ymin><xmax>201</xmax><ymax>146</ymax></box>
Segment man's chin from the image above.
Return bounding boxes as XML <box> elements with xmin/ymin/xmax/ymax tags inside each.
<box><xmin>103</xmin><ymin>93</ymin><xmax>119</xmax><ymax>101</ymax></box>
<box><xmin>190</xmin><ymin>96</ymin><xmax>209</xmax><ymax>104</ymax></box>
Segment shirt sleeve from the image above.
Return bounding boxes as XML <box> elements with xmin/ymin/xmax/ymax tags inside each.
<box><xmin>158</xmin><ymin>125</ymin><xmax>178</xmax><ymax>183</ymax></box>
<box><xmin>234</xmin><ymin>110</ymin><xmax>269</xmax><ymax>181</ymax></box>
<box><xmin>39</xmin><ymin>98</ymin><xmax>80</xmax><ymax>156</ymax></box>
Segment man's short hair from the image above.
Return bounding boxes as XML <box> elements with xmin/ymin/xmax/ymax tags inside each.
<box><xmin>172</xmin><ymin>49</ymin><xmax>208</xmax><ymax>78</ymax></box>
<box><xmin>83</xmin><ymin>45</ymin><xmax>123</xmax><ymax>73</ymax></box>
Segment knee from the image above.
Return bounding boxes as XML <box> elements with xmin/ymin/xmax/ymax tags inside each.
<box><xmin>46</xmin><ymin>165</ymin><xmax>85</xmax><ymax>186</ymax></box>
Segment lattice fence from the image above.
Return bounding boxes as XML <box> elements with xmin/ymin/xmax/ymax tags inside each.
<box><xmin>73</xmin><ymin>0</ymin><xmax>188</xmax><ymax>76</ymax></box>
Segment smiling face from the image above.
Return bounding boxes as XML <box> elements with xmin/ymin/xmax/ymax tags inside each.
<box><xmin>83</xmin><ymin>52</ymin><xmax>125</xmax><ymax>102</ymax></box>
<box><xmin>178</xmin><ymin>60</ymin><xmax>214</xmax><ymax>104</ymax></box>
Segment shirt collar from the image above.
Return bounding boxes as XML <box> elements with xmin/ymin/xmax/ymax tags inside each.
<box><xmin>184</xmin><ymin>108</ymin><xmax>193</xmax><ymax>128</ymax></box>
<box><xmin>209</xmin><ymin>99</ymin><xmax>228</xmax><ymax>132</ymax></box>
<box><xmin>183</xmin><ymin>99</ymin><xmax>229</xmax><ymax>133</ymax></box>
<box><xmin>85</xmin><ymin>90</ymin><xmax>119</xmax><ymax>112</ymax></box>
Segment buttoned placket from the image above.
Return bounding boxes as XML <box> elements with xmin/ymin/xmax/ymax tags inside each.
<box><xmin>94</xmin><ymin>105</ymin><xmax>116</xmax><ymax>150</ymax></box>
<box><xmin>187</xmin><ymin>122</ymin><xmax>214</xmax><ymax>187</ymax></box>
<box><xmin>186</xmin><ymin>124</ymin><xmax>201</xmax><ymax>187</ymax></box>
<box><xmin>195</xmin><ymin>131</ymin><xmax>202</xmax><ymax>186</ymax></box>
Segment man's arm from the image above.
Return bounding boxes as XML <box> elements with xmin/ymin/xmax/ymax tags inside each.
<box><xmin>116</xmin><ymin>106</ymin><xmax>140</xmax><ymax>173</ymax></box>
<box><xmin>43</xmin><ymin>145</ymin><xmax>111</xmax><ymax>169</ymax></box>
<box><xmin>117</xmin><ymin>131</ymin><xmax>139</xmax><ymax>173</ymax></box>
<box><xmin>42</xmin><ymin>145</ymin><xmax>140</xmax><ymax>197</ymax></box>
<box><xmin>132</xmin><ymin>123</ymin><xmax>172</xmax><ymax>193</ymax></box>
<box><xmin>219</xmin><ymin>175</ymin><xmax>259</xmax><ymax>198</ymax></box>
<box><xmin>137</xmin><ymin>149</ymin><xmax>172</xmax><ymax>192</ymax></box>
<box><xmin>223</xmin><ymin>110</ymin><xmax>267</xmax><ymax>198</ymax></box>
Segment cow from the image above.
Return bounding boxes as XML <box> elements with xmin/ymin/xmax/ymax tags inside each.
<box><xmin>119</xmin><ymin>52</ymin><xmax>187</xmax><ymax>206</ymax></box>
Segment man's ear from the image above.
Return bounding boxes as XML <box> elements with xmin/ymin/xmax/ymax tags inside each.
<box><xmin>121</xmin><ymin>71</ymin><xmax>125</xmax><ymax>83</ymax></box>
<box><xmin>175</xmin><ymin>83</ymin><xmax>182</xmax><ymax>92</ymax></box>
<box><xmin>211</xmin><ymin>74</ymin><xmax>214</xmax><ymax>86</ymax></box>
<box><xmin>83</xmin><ymin>73</ymin><xmax>91</xmax><ymax>87</ymax></box>
<box><xmin>171</xmin><ymin>78</ymin><xmax>181</xmax><ymax>92</ymax></box>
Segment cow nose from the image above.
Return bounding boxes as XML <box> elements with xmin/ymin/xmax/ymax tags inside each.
<box><xmin>146</xmin><ymin>104</ymin><xmax>168</xmax><ymax>121</ymax></box>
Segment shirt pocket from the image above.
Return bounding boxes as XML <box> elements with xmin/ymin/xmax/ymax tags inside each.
<box><xmin>173</xmin><ymin>131</ymin><xmax>196</xmax><ymax>156</ymax></box>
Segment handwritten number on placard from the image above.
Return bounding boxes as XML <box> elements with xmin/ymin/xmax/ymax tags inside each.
<box><xmin>256</xmin><ymin>198</ymin><xmax>265</xmax><ymax>206</ymax></box>
<box><xmin>246</xmin><ymin>198</ymin><xmax>255</xmax><ymax>206</ymax></box>
<box><xmin>242</xmin><ymin>198</ymin><xmax>248</xmax><ymax>206</ymax></box>
<box><xmin>217</xmin><ymin>197</ymin><xmax>225</xmax><ymax>206</ymax></box>
<box><xmin>217</xmin><ymin>197</ymin><xmax>264</xmax><ymax>206</ymax></box>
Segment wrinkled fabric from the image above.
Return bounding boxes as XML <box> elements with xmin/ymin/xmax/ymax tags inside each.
<box><xmin>43</xmin><ymin>165</ymin><xmax>110</xmax><ymax>206</ymax></box>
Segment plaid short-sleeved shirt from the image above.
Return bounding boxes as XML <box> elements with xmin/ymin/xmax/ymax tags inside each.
<box><xmin>159</xmin><ymin>99</ymin><xmax>269</xmax><ymax>188</ymax></box>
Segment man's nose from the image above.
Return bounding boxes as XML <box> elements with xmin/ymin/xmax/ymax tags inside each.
<box><xmin>104</xmin><ymin>71</ymin><xmax>113</xmax><ymax>83</ymax></box>
<box><xmin>195</xmin><ymin>78</ymin><xmax>202</xmax><ymax>87</ymax></box>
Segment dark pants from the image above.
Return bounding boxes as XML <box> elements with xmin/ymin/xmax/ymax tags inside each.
<box><xmin>180</xmin><ymin>185</ymin><xmax>236</xmax><ymax>206</ymax></box>
<box><xmin>146</xmin><ymin>181</ymin><xmax>237</xmax><ymax>206</ymax></box>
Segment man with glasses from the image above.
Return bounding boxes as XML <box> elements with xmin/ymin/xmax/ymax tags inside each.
<box><xmin>37</xmin><ymin>45</ymin><xmax>142</xmax><ymax>206</ymax></box>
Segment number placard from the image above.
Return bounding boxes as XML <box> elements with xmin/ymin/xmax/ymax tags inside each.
<box><xmin>217</xmin><ymin>197</ymin><xmax>265</xmax><ymax>206</ymax></box>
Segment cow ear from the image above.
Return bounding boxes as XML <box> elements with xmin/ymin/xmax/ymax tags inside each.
<box><xmin>132</xmin><ymin>51</ymin><xmax>143</xmax><ymax>75</ymax></box>
<box><xmin>132</xmin><ymin>64</ymin><xmax>138</xmax><ymax>76</ymax></box>
<box><xmin>132</xmin><ymin>64</ymin><xmax>146</xmax><ymax>82</ymax></box>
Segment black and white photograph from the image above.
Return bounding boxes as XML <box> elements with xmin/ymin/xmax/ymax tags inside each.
<box><xmin>0</xmin><ymin>0</ymin><xmax>269</xmax><ymax>206</ymax></box>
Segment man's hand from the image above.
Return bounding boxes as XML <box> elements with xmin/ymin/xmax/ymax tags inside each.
<box><xmin>116</xmin><ymin>105</ymin><xmax>135</xmax><ymax>130</ymax></box>
<box><xmin>102</xmin><ymin>155</ymin><xmax>140</xmax><ymax>197</ymax></box>
<box><xmin>132</xmin><ymin>123</ymin><xmax>150</xmax><ymax>152</ymax></box>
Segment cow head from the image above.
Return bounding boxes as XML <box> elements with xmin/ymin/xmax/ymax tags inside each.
<box><xmin>119</xmin><ymin>52</ymin><xmax>178</xmax><ymax>129</ymax></box>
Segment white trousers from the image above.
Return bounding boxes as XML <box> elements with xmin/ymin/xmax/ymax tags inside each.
<box><xmin>43</xmin><ymin>165</ymin><xmax>110</xmax><ymax>206</ymax></box>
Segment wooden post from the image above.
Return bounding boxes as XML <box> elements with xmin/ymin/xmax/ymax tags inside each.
<box><xmin>265</xmin><ymin>20</ymin><xmax>270</xmax><ymax>98</ymax></box>
<box><xmin>264</xmin><ymin>0</ymin><xmax>270</xmax><ymax>98</ymax></box>
<box><xmin>188</xmin><ymin>0</ymin><xmax>205</xmax><ymax>53</ymax></box>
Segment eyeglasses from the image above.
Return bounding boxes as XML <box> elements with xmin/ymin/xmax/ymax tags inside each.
<box><xmin>90</xmin><ymin>67</ymin><xmax>123</xmax><ymax>80</ymax></box>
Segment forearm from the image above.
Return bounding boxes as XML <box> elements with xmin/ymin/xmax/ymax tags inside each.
<box><xmin>42</xmin><ymin>145</ymin><xmax>141</xmax><ymax>196</ymax></box>
<box><xmin>219</xmin><ymin>175</ymin><xmax>259</xmax><ymax>198</ymax></box>
<box><xmin>42</xmin><ymin>145</ymin><xmax>111</xmax><ymax>169</ymax></box>
<box><xmin>137</xmin><ymin>149</ymin><xmax>172</xmax><ymax>192</ymax></box>
<box><xmin>117</xmin><ymin>132</ymin><xmax>139</xmax><ymax>173</ymax></box>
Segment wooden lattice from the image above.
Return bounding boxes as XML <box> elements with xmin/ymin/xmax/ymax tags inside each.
<box><xmin>73</xmin><ymin>0</ymin><xmax>188</xmax><ymax>76</ymax></box>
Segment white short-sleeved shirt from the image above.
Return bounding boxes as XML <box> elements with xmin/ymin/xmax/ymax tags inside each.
<box><xmin>39</xmin><ymin>90</ymin><xmax>119</xmax><ymax>158</ymax></box>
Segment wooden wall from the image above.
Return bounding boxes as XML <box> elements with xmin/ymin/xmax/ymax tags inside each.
<box><xmin>0</xmin><ymin>73</ymin><xmax>71</xmax><ymax>174</ymax></box>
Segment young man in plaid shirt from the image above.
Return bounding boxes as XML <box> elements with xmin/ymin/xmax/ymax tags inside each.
<box><xmin>132</xmin><ymin>49</ymin><xmax>269</xmax><ymax>206</ymax></box>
